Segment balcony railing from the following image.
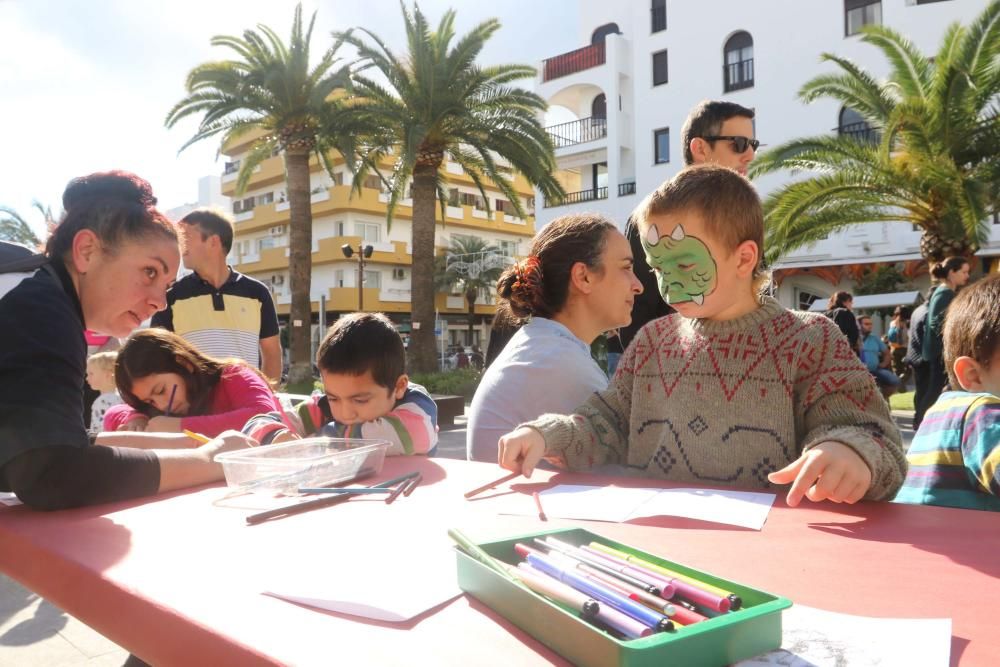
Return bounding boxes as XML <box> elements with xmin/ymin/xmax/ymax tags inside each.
<box><xmin>838</xmin><ymin>121</ymin><xmax>882</xmax><ymax>144</ymax></box>
<box><xmin>618</xmin><ymin>182</ymin><xmax>636</xmax><ymax>197</ymax></box>
<box><xmin>546</xmin><ymin>116</ymin><xmax>608</xmax><ymax>148</ymax></box>
<box><xmin>544</xmin><ymin>186</ymin><xmax>608</xmax><ymax>208</ymax></box>
<box><xmin>543</xmin><ymin>42</ymin><xmax>606</xmax><ymax>82</ymax></box>
<box><xmin>723</xmin><ymin>58</ymin><xmax>754</xmax><ymax>92</ymax></box>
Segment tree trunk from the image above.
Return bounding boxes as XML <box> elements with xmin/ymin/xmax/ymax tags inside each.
<box><xmin>919</xmin><ymin>230</ymin><xmax>978</xmax><ymax>264</ymax></box>
<box><xmin>409</xmin><ymin>164</ymin><xmax>439</xmax><ymax>374</ymax></box>
<box><xmin>285</xmin><ymin>148</ymin><xmax>315</xmax><ymax>386</ymax></box>
<box><xmin>466</xmin><ymin>289</ymin><xmax>477</xmax><ymax>346</ymax></box>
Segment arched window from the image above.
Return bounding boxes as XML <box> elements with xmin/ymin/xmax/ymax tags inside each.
<box><xmin>838</xmin><ymin>107</ymin><xmax>880</xmax><ymax>143</ymax></box>
<box><xmin>723</xmin><ymin>32</ymin><xmax>754</xmax><ymax>92</ymax></box>
<box><xmin>591</xmin><ymin>94</ymin><xmax>607</xmax><ymax>120</ymax></box>
<box><xmin>591</xmin><ymin>23</ymin><xmax>620</xmax><ymax>45</ymax></box>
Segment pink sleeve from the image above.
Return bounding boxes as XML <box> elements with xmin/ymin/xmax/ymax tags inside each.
<box><xmin>103</xmin><ymin>403</ymin><xmax>141</xmax><ymax>432</ymax></box>
<box><xmin>180</xmin><ymin>366</ymin><xmax>280</xmax><ymax>437</ymax></box>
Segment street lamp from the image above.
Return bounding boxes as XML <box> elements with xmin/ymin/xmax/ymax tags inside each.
<box><xmin>341</xmin><ymin>243</ymin><xmax>374</xmax><ymax>311</ymax></box>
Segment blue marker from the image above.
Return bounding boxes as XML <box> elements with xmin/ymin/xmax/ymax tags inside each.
<box><xmin>519</xmin><ymin>547</ymin><xmax>673</xmax><ymax>632</ymax></box>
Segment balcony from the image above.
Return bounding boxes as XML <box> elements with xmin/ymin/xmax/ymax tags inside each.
<box><xmin>838</xmin><ymin>121</ymin><xmax>881</xmax><ymax>144</ymax></box>
<box><xmin>543</xmin><ymin>42</ymin><xmax>606</xmax><ymax>82</ymax></box>
<box><xmin>618</xmin><ymin>182</ymin><xmax>636</xmax><ymax>197</ymax></box>
<box><xmin>544</xmin><ymin>186</ymin><xmax>608</xmax><ymax>208</ymax></box>
<box><xmin>723</xmin><ymin>59</ymin><xmax>754</xmax><ymax>92</ymax></box>
<box><xmin>546</xmin><ymin>116</ymin><xmax>607</xmax><ymax>148</ymax></box>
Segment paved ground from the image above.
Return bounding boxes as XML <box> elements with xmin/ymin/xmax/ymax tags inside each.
<box><xmin>0</xmin><ymin>409</ymin><xmax>913</xmax><ymax>666</ymax></box>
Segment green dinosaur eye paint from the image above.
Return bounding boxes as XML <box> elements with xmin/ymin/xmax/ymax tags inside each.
<box><xmin>641</xmin><ymin>223</ymin><xmax>718</xmax><ymax>306</ymax></box>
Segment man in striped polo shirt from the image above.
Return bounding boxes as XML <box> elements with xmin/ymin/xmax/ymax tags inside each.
<box><xmin>152</xmin><ymin>209</ymin><xmax>281</xmax><ymax>381</ymax></box>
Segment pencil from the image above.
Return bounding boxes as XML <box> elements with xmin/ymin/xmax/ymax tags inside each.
<box><xmin>533</xmin><ymin>491</ymin><xmax>548</xmax><ymax>521</ymax></box>
<box><xmin>463</xmin><ymin>471</ymin><xmax>521</xmax><ymax>499</ymax></box>
<box><xmin>297</xmin><ymin>487</ymin><xmax>393</xmax><ymax>495</ymax></box>
<box><xmin>246</xmin><ymin>471</ymin><xmax>419</xmax><ymax>525</ymax></box>
<box><xmin>164</xmin><ymin>384</ymin><xmax>177</xmax><ymax>417</ymax></box>
<box><xmin>402</xmin><ymin>473</ymin><xmax>423</xmax><ymax>497</ymax></box>
<box><xmin>183</xmin><ymin>429</ymin><xmax>211</xmax><ymax>444</ymax></box>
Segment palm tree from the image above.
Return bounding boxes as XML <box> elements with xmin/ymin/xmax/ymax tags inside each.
<box><xmin>435</xmin><ymin>235</ymin><xmax>508</xmax><ymax>348</ymax></box>
<box><xmin>332</xmin><ymin>3</ymin><xmax>564</xmax><ymax>373</ymax></box>
<box><xmin>750</xmin><ymin>2</ymin><xmax>1000</xmax><ymax>265</ymax></box>
<box><xmin>165</xmin><ymin>4</ymin><xmax>352</xmax><ymax>385</ymax></box>
<box><xmin>0</xmin><ymin>201</ymin><xmax>57</xmax><ymax>249</ymax></box>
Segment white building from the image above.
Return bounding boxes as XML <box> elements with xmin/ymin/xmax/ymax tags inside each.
<box><xmin>534</xmin><ymin>0</ymin><xmax>996</xmax><ymax>313</ymax></box>
<box><xmin>165</xmin><ymin>174</ymin><xmax>231</xmax><ymax>225</ymax></box>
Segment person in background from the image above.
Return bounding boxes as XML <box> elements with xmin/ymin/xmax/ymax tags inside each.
<box><xmin>905</xmin><ymin>295</ymin><xmax>934</xmax><ymax>430</ymax></box>
<box><xmin>857</xmin><ymin>315</ymin><xmax>901</xmax><ymax>397</ymax></box>
<box><xmin>896</xmin><ymin>274</ymin><xmax>1000</xmax><ymax>511</ymax></box>
<box><xmin>608</xmin><ymin>100</ymin><xmax>759</xmax><ymax>373</ymax></box>
<box><xmin>467</xmin><ymin>213</ymin><xmax>643</xmax><ymax>462</ymax></box>
<box><xmin>0</xmin><ymin>171</ymin><xmax>251</xmax><ymax>510</ymax></box>
<box><xmin>887</xmin><ymin>306</ymin><xmax>911</xmax><ymax>388</ymax></box>
<box><xmin>920</xmin><ymin>256</ymin><xmax>971</xmax><ymax>420</ymax></box>
<box><xmin>243</xmin><ymin>312</ymin><xmax>437</xmax><ymax>456</ymax></box>
<box><xmin>101</xmin><ymin>328</ymin><xmax>279</xmax><ymax>441</ymax></box>
<box><xmin>85</xmin><ymin>351</ymin><xmax>122</xmax><ymax>437</ymax></box>
<box><xmin>151</xmin><ymin>209</ymin><xmax>282</xmax><ymax>383</ymax></box>
<box><xmin>825</xmin><ymin>291</ymin><xmax>860</xmax><ymax>353</ymax></box>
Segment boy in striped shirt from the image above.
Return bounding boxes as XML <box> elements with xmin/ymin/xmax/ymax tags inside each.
<box><xmin>244</xmin><ymin>313</ymin><xmax>437</xmax><ymax>456</ymax></box>
<box><xmin>896</xmin><ymin>274</ymin><xmax>1000</xmax><ymax>511</ymax></box>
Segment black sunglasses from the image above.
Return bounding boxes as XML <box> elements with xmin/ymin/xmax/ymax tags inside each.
<box><xmin>701</xmin><ymin>135</ymin><xmax>760</xmax><ymax>153</ymax></box>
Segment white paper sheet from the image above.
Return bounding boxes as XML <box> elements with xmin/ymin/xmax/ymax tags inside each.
<box><xmin>735</xmin><ymin>605</ymin><xmax>952</xmax><ymax>666</ymax></box>
<box><xmin>504</xmin><ymin>484</ymin><xmax>775</xmax><ymax>530</ymax></box>
<box><xmin>0</xmin><ymin>492</ymin><xmax>22</xmax><ymax>506</ymax></box>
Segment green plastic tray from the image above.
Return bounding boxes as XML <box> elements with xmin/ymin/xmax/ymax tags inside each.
<box><xmin>455</xmin><ymin>527</ymin><xmax>791</xmax><ymax>667</ymax></box>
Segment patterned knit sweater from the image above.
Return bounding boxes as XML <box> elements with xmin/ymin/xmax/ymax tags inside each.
<box><xmin>528</xmin><ymin>297</ymin><xmax>907</xmax><ymax>499</ymax></box>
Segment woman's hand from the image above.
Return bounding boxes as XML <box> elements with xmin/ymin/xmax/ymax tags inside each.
<box><xmin>767</xmin><ymin>441</ymin><xmax>872</xmax><ymax>507</ymax></box>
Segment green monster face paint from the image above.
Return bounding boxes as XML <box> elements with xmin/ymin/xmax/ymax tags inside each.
<box><xmin>642</xmin><ymin>223</ymin><xmax>718</xmax><ymax>306</ymax></box>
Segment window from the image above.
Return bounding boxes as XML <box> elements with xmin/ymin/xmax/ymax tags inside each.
<box><xmin>591</xmin><ymin>93</ymin><xmax>607</xmax><ymax>120</ymax></box>
<box><xmin>993</xmin><ymin>211</ymin><xmax>999</xmax><ymax>225</ymax></box>
<box><xmin>654</xmin><ymin>128</ymin><xmax>670</xmax><ymax>164</ymax></box>
<box><xmin>651</xmin><ymin>0</ymin><xmax>666</xmax><ymax>32</ymax></box>
<box><xmin>363</xmin><ymin>270</ymin><xmax>381</xmax><ymax>289</ymax></box>
<box><xmin>796</xmin><ymin>289</ymin><xmax>824</xmax><ymax>312</ymax></box>
<box><xmin>845</xmin><ymin>0</ymin><xmax>881</xmax><ymax>36</ymax></box>
<box><xmin>336</xmin><ymin>221</ymin><xmax>346</xmax><ymax>236</ymax></box>
<box><xmin>224</xmin><ymin>159</ymin><xmax>240</xmax><ymax>174</ymax></box>
<box><xmin>332</xmin><ymin>171</ymin><xmax>344</xmax><ymax>186</ymax></box>
<box><xmin>448</xmin><ymin>188</ymin><xmax>460</xmax><ymax>207</ymax></box>
<box><xmin>355</xmin><ymin>222</ymin><xmax>380</xmax><ymax>243</ymax></box>
<box><xmin>838</xmin><ymin>106</ymin><xmax>880</xmax><ymax>143</ymax></box>
<box><xmin>498</xmin><ymin>239</ymin><xmax>518</xmax><ymax>257</ymax></box>
<box><xmin>495</xmin><ymin>199</ymin><xmax>507</xmax><ymax>213</ymax></box>
<box><xmin>334</xmin><ymin>269</ymin><xmax>345</xmax><ymax>288</ymax></box>
<box><xmin>652</xmin><ymin>50</ymin><xmax>668</xmax><ymax>86</ymax></box>
<box><xmin>238</xmin><ymin>240</ymin><xmax>250</xmax><ymax>257</ymax></box>
<box><xmin>256</xmin><ymin>192</ymin><xmax>274</xmax><ymax>206</ymax></box>
<box><xmin>256</xmin><ymin>237</ymin><xmax>276</xmax><ymax>253</ymax></box>
<box><xmin>723</xmin><ymin>32</ymin><xmax>754</xmax><ymax>92</ymax></box>
<box><xmin>363</xmin><ymin>174</ymin><xmax>382</xmax><ymax>190</ymax></box>
<box><xmin>915</xmin><ymin>0</ymin><xmax>951</xmax><ymax>3</ymax></box>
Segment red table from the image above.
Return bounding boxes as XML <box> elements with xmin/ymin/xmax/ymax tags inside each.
<box><xmin>0</xmin><ymin>457</ymin><xmax>997</xmax><ymax>665</ymax></box>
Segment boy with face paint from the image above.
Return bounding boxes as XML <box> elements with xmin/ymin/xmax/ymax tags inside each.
<box><xmin>497</xmin><ymin>166</ymin><xmax>907</xmax><ymax>507</ymax></box>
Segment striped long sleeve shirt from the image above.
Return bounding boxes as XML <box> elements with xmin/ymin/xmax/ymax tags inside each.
<box><xmin>244</xmin><ymin>382</ymin><xmax>437</xmax><ymax>456</ymax></box>
<box><xmin>895</xmin><ymin>391</ymin><xmax>1000</xmax><ymax>512</ymax></box>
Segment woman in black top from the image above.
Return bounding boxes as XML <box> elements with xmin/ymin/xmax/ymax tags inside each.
<box><xmin>825</xmin><ymin>291</ymin><xmax>860</xmax><ymax>353</ymax></box>
<box><xmin>0</xmin><ymin>171</ymin><xmax>251</xmax><ymax>510</ymax></box>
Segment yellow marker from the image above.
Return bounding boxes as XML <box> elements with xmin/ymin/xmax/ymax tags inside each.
<box><xmin>183</xmin><ymin>429</ymin><xmax>211</xmax><ymax>444</ymax></box>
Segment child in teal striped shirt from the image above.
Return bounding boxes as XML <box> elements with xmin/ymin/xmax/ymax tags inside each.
<box><xmin>896</xmin><ymin>274</ymin><xmax>1000</xmax><ymax>511</ymax></box>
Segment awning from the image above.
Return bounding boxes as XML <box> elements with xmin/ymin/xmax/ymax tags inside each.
<box><xmin>808</xmin><ymin>290</ymin><xmax>924</xmax><ymax>312</ymax></box>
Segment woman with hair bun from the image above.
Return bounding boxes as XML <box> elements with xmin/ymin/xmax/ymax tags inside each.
<box><xmin>466</xmin><ymin>214</ymin><xmax>643</xmax><ymax>462</ymax></box>
<box><xmin>919</xmin><ymin>256</ymin><xmax>971</xmax><ymax>418</ymax></box>
<box><xmin>0</xmin><ymin>171</ymin><xmax>253</xmax><ymax>510</ymax></box>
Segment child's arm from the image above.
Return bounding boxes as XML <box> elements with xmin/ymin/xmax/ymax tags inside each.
<box><xmin>352</xmin><ymin>385</ymin><xmax>438</xmax><ymax>455</ymax></box>
<box><xmin>962</xmin><ymin>396</ymin><xmax>1000</xmax><ymax>497</ymax></box>
<box><xmin>504</xmin><ymin>333</ymin><xmax>638</xmax><ymax>473</ymax></box>
<box><xmin>778</xmin><ymin>322</ymin><xmax>907</xmax><ymax>504</ymax></box>
<box><xmin>179</xmin><ymin>366</ymin><xmax>278</xmax><ymax>437</ymax></box>
<box><xmin>103</xmin><ymin>403</ymin><xmax>148</xmax><ymax>432</ymax></box>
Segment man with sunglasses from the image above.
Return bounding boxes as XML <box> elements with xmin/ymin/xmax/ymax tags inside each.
<box><xmin>608</xmin><ymin>101</ymin><xmax>758</xmax><ymax>376</ymax></box>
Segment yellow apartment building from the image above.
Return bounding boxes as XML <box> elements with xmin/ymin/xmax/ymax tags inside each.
<box><xmin>219</xmin><ymin>131</ymin><xmax>537</xmax><ymax>354</ymax></box>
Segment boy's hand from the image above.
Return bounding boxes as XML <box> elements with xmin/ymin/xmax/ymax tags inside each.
<box><xmin>767</xmin><ymin>441</ymin><xmax>872</xmax><ymax>507</ymax></box>
<box><xmin>498</xmin><ymin>427</ymin><xmax>546</xmax><ymax>478</ymax></box>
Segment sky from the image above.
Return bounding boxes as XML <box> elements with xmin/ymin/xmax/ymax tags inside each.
<box><xmin>0</xmin><ymin>0</ymin><xmax>578</xmax><ymax>238</ymax></box>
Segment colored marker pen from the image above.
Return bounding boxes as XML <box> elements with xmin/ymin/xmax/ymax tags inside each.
<box><xmin>588</xmin><ymin>543</ymin><xmax>742</xmax><ymax>611</ymax></box>
<box><xmin>521</xmin><ymin>550</ymin><xmax>674</xmax><ymax>633</ymax></box>
<box><xmin>535</xmin><ymin>538</ymin><xmax>668</xmax><ymax>597</ymax></box>
<box><xmin>575</xmin><ymin>563</ymin><xmax>677</xmax><ymax>616</ymax></box>
<box><xmin>514</xmin><ymin>564</ymin><xmax>652</xmax><ymax>640</ymax></box>
<box><xmin>586</xmin><ymin>543</ymin><xmax>733</xmax><ymax>612</ymax></box>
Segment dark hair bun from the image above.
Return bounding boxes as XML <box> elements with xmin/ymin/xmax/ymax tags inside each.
<box><xmin>63</xmin><ymin>170</ymin><xmax>157</xmax><ymax>212</ymax></box>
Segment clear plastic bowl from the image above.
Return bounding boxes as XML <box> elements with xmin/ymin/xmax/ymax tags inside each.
<box><xmin>215</xmin><ymin>437</ymin><xmax>390</xmax><ymax>495</ymax></box>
